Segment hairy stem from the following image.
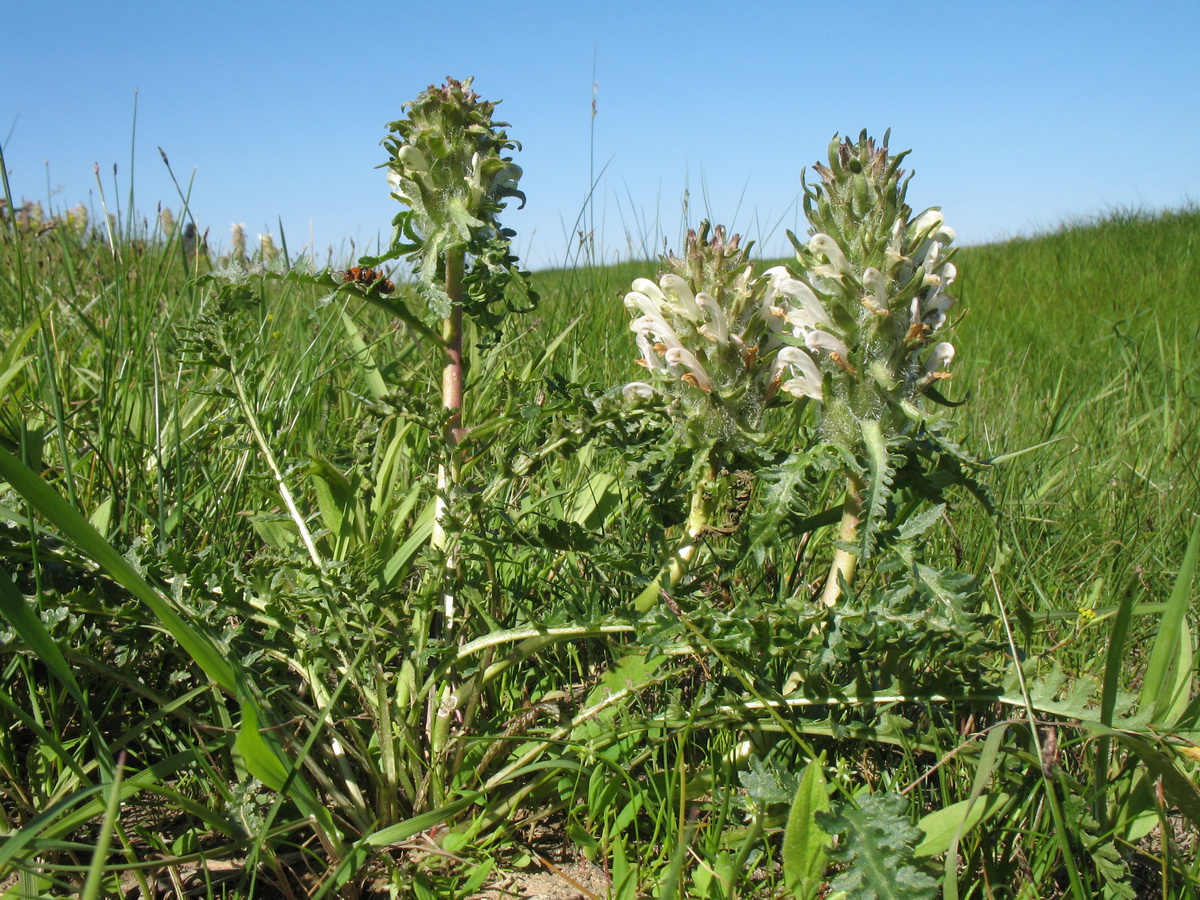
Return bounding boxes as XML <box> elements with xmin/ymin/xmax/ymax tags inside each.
<box><xmin>819</xmin><ymin>475</ymin><xmax>863</xmax><ymax>607</ymax></box>
<box><xmin>432</xmin><ymin>246</ymin><xmax>466</xmax><ymax>626</ymax></box>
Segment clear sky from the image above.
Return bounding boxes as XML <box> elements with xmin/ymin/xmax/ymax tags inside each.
<box><xmin>3</xmin><ymin>0</ymin><xmax>1197</xmax><ymax>271</ymax></box>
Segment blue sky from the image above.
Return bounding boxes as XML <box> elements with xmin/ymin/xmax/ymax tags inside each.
<box><xmin>3</xmin><ymin>0</ymin><xmax>1197</xmax><ymax>270</ymax></box>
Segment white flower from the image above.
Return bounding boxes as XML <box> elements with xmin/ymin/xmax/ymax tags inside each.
<box><xmin>920</xmin><ymin>264</ymin><xmax>957</xmax><ymax>333</ymax></box>
<box><xmin>664</xmin><ymin>347</ymin><xmax>713</xmax><ymax>392</ymax></box>
<box><xmin>919</xmin><ymin>341</ymin><xmax>955</xmax><ymax>389</ymax></box>
<box><xmin>934</xmin><ymin>224</ymin><xmax>957</xmax><ymax>245</ymax></box>
<box><xmin>759</xmin><ymin>267</ymin><xmax>790</xmax><ymax>334</ymax></box>
<box><xmin>924</xmin><ymin>341</ymin><xmax>955</xmax><ymax>373</ymax></box>
<box><xmin>861</xmin><ymin>267</ymin><xmax>889</xmax><ymax>316</ymax></box>
<box><xmin>635</xmin><ymin>333</ymin><xmax>665</xmax><ymax>372</ymax></box>
<box><xmin>695</xmin><ymin>291</ymin><xmax>729</xmax><ymax>344</ymax></box>
<box><xmin>906</xmin><ymin>295</ymin><xmax>943</xmax><ymax>339</ymax></box>
<box><xmin>922</xmin><ymin>288</ymin><xmax>955</xmax><ymax>332</ymax></box>
<box><xmin>805</xmin><ymin>330</ymin><xmax>856</xmax><ymax>374</ymax></box>
<box><xmin>395</xmin><ymin>145</ymin><xmax>436</xmax><ymax>195</ymax></box>
<box><xmin>805</xmin><ymin>329</ymin><xmax>850</xmax><ymax>360</ymax></box>
<box><xmin>778</xmin><ymin>278</ymin><xmax>834</xmax><ymax>328</ymax></box>
<box><xmin>631</xmin><ymin>277</ymin><xmax>668</xmax><ymax>308</ymax></box>
<box><xmin>659</xmin><ymin>274</ymin><xmax>703</xmax><ymax>322</ymax></box>
<box><xmin>630</xmin><ymin>313</ymin><xmax>683</xmax><ymax>352</ymax></box>
<box><xmin>398</xmin><ymin>145</ymin><xmax>432</xmax><ymax>176</ymax></box>
<box><xmin>387</xmin><ymin>169</ymin><xmax>405</xmax><ymax>196</ymax></box>
<box><xmin>624</xmin><ymin>290</ymin><xmax>664</xmax><ymax>318</ymax></box>
<box><xmin>809</xmin><ymin>234</ymin><xmax>849</xmax><ymax>276</ymax></box>
<box><xmin>773</xmin><ymin>347</ymin><xmax>824</xmax><ymax>401</ymax></box>
<box><xmin>921</xmin><ymin>240</ymin><xmax>943</xmax><ymax>279</ymax></box>
<box><xmin>885</xmin><ymin>218</ymin><xmax>905</xmax><ymax>267</ymax></box>
<box><xmin>495</xmin><ymin>162</ymin><xmax>522</xmax><ymax>192</ymax></box>
<box><xmin>909</xmin><ymin>209</ymin><xmax>944</xmax><ymax>240</ymax></box>
<box><xmin>762</xmin><ymin>266</ymin><xmax>833</xmax><ymax>335</ymax></box>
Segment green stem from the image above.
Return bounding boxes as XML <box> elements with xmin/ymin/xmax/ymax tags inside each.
<box><xmin>818</xmin><ymin>475</ymin><xmax>863</xmax><ymax>607</ymax></box>
<box><xmin>226</xmin><ymin>347</ymin><xmax>326</xmax><ymax>574</ymax></box>
<box><xmin>427</xmin><ymin>247</ymin><xmax>466</xmax><ymax>808</ymax></box>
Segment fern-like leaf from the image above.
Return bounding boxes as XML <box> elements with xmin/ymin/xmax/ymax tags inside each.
<box><xmin>856</xmin><ymin>418</ymin><xmax>896</xmax><ymax>560</ymax></box>
<box><xmin>816</xmin><ymin>793</ymin><xmax>938</xmax><ymax>900</ymax></box>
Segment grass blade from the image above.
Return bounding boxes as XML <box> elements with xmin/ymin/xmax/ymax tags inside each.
<box><xmin>1139</xmin><ymin>519</ymin><xmax>1200</xmax><ymax>724</ymax></box>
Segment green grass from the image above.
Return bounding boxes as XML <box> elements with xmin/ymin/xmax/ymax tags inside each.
<box><xmin>0</xmin><ymin>200</ymin><xmax>1198</xmax><ymax>898</ymax></box>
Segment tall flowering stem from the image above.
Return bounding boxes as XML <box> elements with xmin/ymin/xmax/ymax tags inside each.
<box><xmin>785</xmin><ymin>131</ymin><xmax>962</xmax><ymax>605</ymax></box>
<box><xmin>376</xmin><ymin>78</ymin><xmax>531</xmax><ymax>627</ymax></box>
<box><xmin>622</xmin><ymin>223</ymin><xmax>810</xmax><ymax>611</ymax></box>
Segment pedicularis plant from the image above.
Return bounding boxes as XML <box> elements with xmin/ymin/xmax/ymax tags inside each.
<box><xmin>370</xmin><ymin>76</ymin><xmax>536</xmax><ymax>626</ymax></box>
<box><xmin>621</xmin><ymin>130</ymin><xmax>994</xmax><ymax>693</ymax></box>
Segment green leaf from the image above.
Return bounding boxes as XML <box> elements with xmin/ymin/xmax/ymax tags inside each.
<box><xmin>1140</xmin><ymin>519</ymin><xmax>1200</xmax><ymax>724</ymax></box>
<box><xmin>783</xmin><ymin>759</ymin><xmax>831</xmax><ymax>899</ymax></box>
<box><xmin>0</xmin><ymin>565</ymin><xmax>115</xmax><ymax>776</ymax></box>
<box><xmin>1095</xmin><ymin>727</ymin><xmax>1200</xmax><ymax>830</ymax></box>
<box><xmin>340</xmin><ymin>309</ymin><xmax>388</xmax><ymax>401</ymax></box>
<box><xmin>567</xmin><ymin>471</ymin><xmax>620</xmax><ymax>529</ymax></box>
<box><xmin>913</xmin><ymin>793</ymin><xmax>1010</xmax><ymax>859</ymax></box>
<box><xmin>0</xmin><ymin>446</ymin><xmax>341</xmax><ymax>849</ymax></box>
<box><xmin>80</xmin><ymin>756</ymin><xmax>126</xmax><ymax>900</ymax></box>
<box><xmin>817</xmin><ymin>792</ymin><xmax>938</xmax><ymax>900</ymax></box>
<box><xmin>457</xmin><ymin>858</ymin><xmax>495</xmax><ymax>897</ymax></box>
<box><xmin>379</xmin><ymin>497</ymin><xmax>436</xmax><ymax>588</ymax></box>
<box><xmin>857</xmin><ymin>419</ymin><xmax>895</xmax><ymax>560</ymax></box>
<box><xmin>0</xmin><ymin>444</ymin><xmax>235</xmax><ymax>690</ymax></box>
<box><xmin>610</xmin><ymin>830</ymin><xmax>636</xmax><ymax>900</ymax></box>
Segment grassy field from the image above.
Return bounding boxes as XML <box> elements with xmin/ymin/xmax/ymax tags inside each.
<box><xmin>0</xmin><ymin>194</ymin><xmax>1197</xmax><ymax>899</ymax></box>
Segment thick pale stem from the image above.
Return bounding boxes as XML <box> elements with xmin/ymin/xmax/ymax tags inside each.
<box><xmin>819</xmin><ymin>475</ymin><xmax>863</xmax><ymax>607</ymax></box>
<box><xmin>433</xmin><ymin>246</ymin><xmax>466</xmax><ymax>625</ymax></box>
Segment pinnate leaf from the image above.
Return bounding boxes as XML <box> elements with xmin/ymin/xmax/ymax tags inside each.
<box><xmin>816</xmin><ymin>792</ymin><xmax>937</xmax><ymax>899</ymax></box>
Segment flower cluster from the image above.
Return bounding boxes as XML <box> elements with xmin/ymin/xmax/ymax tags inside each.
<box><xmin>622</xmin><ymin>134</ymin><xmax>961</xmax><ymax>458</ymax></box>
<box><xmin>622</xmin><ymin>223</ymin><xmax>805</xmax><ymax>453</ymax></box>
<box><xmin>0</xmin><ymin>200</ymin><xmax>89</xmax><ymax>238</ymax></box>
<box><xmin>381</xmin><ymin>77</ymin><xmax>527</xmax><ymax>317</ymax></box>
<box><xmin>781</xmin><ymin>130</ymin><xmax>960</xmax><ymax>439</ymax></box>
